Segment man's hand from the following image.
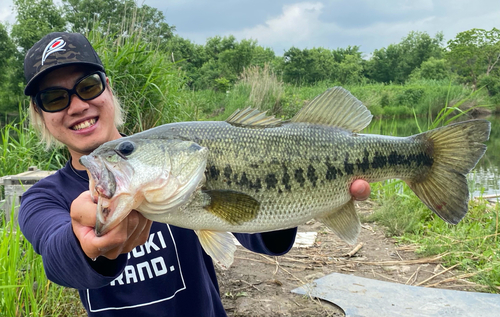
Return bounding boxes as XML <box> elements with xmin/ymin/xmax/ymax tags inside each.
<box><xmin>70</xmin><ymin>191</ymin><xmax>153</xmax><ymax>260</ymax></box>
<box><xmin>350</xmin><ymin>179</ymin><xmax>370</xmax><ymax>201</ymax></box>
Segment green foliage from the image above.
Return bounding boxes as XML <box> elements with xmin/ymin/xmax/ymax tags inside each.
<box><xmin>214</xmin><ymin>77</ymin><xmax>232</xmax><ymax>92</ymax></box>
<box><xmin>7</xmin><ymin>0</ymin><xmax>67</xmax><ymax>117</ymax></box>
<box><xmin>363</xmin><ymin>100</ymin><xmax>500</xmax><ymax>292</ymax></box>
<box><xmin>89</xmin><ymin>30</ymin><xmax>189</xmax><ymax>134</ymax></box>
<box><xmin>0</xmin><ymin>23</ymin><xmax>15</xmax><ymax>78</ymax></box>
<box><xmin>62</xmin><ymin>0</ymin><xmax>175</xmax><ymax>44</ymax></box>
<box><xmin>164</xmin><ymin>35</ymin><xmax>207</xmax><ymax>84</ymax></box>
<box><xmin>479</xmin><ymin>74</ymin><xmax>500</xmax><ymax>97</ymax></box>
<box><xmin>281</xmin><ymin>47</ymin><xmax>337</xmax><ymax>84</ymax></box>
<box><xmin>0</xmin><ymin>213</ymin><xmax>85</xmax><ymax>316</ymax></box>
<box><xmin>0</xmin><ymin>112</ymin><xmax>74</xmax><ymax>314</ymax></box>
<box><xmin>409</xmin><ymin>57</ymin><xmax>451</xmax><ymax>81</ymax></box>
<box><xmin>11</xmin><ymin>0</ymin><xmax>67</xmax><ymax>54</ymax></box>
<box><xmin>365</xmin><ymin>31</ymin><xmax>444</xmax><ymax>83</ymax></box>
<box><xmin>446</xmin><ymin>28</ymin><xmax>500</xmax><ymax>88</ymax></box>
<box><xmin>191</xmin><ymin>36</ymin><xmax>276</xmax><ymax>90</ymax></box>
<box><xmin>366</xmin><ymin>183</ymin><xmax>500</xmax><ymax>291</ymax></box>
<box><xmin>0</xmin><ymin>23</ymin><xmax>21</xmax><ymax>116</ymax></box>
<box><xmin>338</xmin><ymin>54</ymin><xmax>365</xmax><ymax>84</ymax></box>
<box><xmin>280</xmin><ymin>46</ymin><xmax>365</xmax><ymax>85</ymax></box>
<box><xmin>363</xmin><ymin>180</ymin><xmax>432</xmax><ymax>236</ymax></box>
<box><xmin>0</xmin><ymin>109</ymin><xmax>66</xmax><ymax>176</ymax></box>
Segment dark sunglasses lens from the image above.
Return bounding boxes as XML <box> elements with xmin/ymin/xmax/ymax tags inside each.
<box><xmin>39</xmin><ymin>90</ymin><xmax>69</xmax><ymax>112</ymax></box>
<box><xmin>76</xmin><ymin>73</ymin><xmax>104</xmax><ymax>100</ymax></box>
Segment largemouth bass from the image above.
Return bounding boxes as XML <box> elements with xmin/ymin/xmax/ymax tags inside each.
<box><xmin>80</xmin><ymin>87</ymin><xmax>490</xmax><ymax>268</ymax></box>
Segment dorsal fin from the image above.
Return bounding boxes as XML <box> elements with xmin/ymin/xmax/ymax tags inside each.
<box><xmin>226</xmin><ymin>107</ymin><xmax>284</xmax><ymax>128</ymax></box>
<box><xmin>291</xmin><ymin>87</ymin><xmax>373</xmax><ymax>132</ymax></box>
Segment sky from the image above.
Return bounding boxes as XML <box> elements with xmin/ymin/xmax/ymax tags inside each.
<box><xmin>1</xmin><ymin>0</ymin><xmax>499</xmax><ymax>56</ymax></box>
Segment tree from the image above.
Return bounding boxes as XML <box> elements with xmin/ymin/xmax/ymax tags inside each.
<box><xmin>337</xmin><ymin>54</ymin><xmax>364</xmax><ymax>84</ymax></box>
<box><xmin>0</xmin><ymin>23</ymin><xmax>15</xmax><ymax>75</ymax></box>
<box><xmin>332</xmin><ymin>45</ymin><xmax>362</xmax><ymax>63</ymax></box>
<box><xmin>62</xmin><ymin>0</ymin><xmax>175</xmax><ymax>45</ymax></box>
<box><xmin>365</xmin><ymin>31</ymin><xmax>444</xmax><ymax>83</ymax></box>
<box><xmin>250</xmin><ymin>46</ymin><xmax>276</xmax><ymax>68</ymax></box>
<box><xmin>193</xmin><ymin>36</ymin><xmax>276</xmax><ymax>90</ymax></box>
<box><xmin>11</xmin><ymin>0</ymin><xmax>67</xmax><ymax>54</ymax></box>
<box><xmin>409</xmin><ymin>57</ymin><xmax>450</xmax><ymax>81</ymax></box>
<box><xmin>0</xmin><ymin>22</ymin><xmax>21</xmax><ymax>115</ymax></box>
<box><xmin>281</xmin><ymin>47</ymin><xmax>337</xmax><ymax>84</ymax></box>
<box><xmin>446</xmin><ymin>28</ymin><xmax>500</xmax><ymax>89</ymax></box>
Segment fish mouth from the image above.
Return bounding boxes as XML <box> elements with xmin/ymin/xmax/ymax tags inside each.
<box><xmin>80</xmin><ymin>155</ymin><xmax>134</xmax><ymax>236</ymax></box>
<box><xmin>80</xmin><ymin>155</ymin><xmax>116</xmax><ymax>199</ymax></box>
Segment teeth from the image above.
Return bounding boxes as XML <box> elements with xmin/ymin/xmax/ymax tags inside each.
<box><xmin>72</xmin><ymin>118</ymin><xmax>96</xmax><ymax>130</ymax></box>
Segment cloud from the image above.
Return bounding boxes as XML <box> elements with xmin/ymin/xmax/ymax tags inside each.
<box><xmin>225</xmin><ymin>0</ymin><xmax>500</xmax><ymax>55</ymax></box>
<box><xmin>0</xmin><ymin>0</ymin><xmax>14</xmax><ymax>25</ymax></box>
<box><xmin>230</xmin><ymin>2</ymin><xmax>325</xmax><ymax>53</ymax></box>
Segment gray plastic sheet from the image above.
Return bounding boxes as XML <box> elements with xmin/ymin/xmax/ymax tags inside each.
<box><xmin>292</xmin><ymin>273</ymin><xmax>500</xmax><ymax>317</ymax></box>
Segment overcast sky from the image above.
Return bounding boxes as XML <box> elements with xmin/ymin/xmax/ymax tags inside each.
<box><xmin>1</xmin><ymin>0</ymin><xmax>499</xmax><ymax>56</ymax></box>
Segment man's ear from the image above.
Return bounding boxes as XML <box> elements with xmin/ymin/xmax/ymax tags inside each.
<box><xmin>31</xmin><ymin>98</ymin><xmax>40</xmax><ymax>114</ymax></box>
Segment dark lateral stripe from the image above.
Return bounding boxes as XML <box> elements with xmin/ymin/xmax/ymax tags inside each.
<box><xmin>208</xmin><ymin>165</ymin><xmax>220</xmax><ymax>180</ymax></box>
<box><xmin>224</xmin><ymin>165</ymin><xmax>233</xmax><ymax>185</ymax></box>
<box><xmin>371</xmin><ymin>151</ymin><xmax>387</xmax><ymax>169</ymax></box>
<box><xmin>307</xmin><ymin>165</ymin><xmax>318</xmax><ymax>187</ymax></box>
<box><xmin>265</xmin><ymin>173</ymin><xmax>278</xmax><ymax>189</ymax></box>
<box><xmin>282</xmin><ymin>165</ymin><xmax>292</xmax><ymax>191</ymax></box>
<box><xmin>344</xmin><ymin>153</ymin><xmax>354</xmax><ymax>175</ymax></box>
<box><xmin>294</xmin><ymin>168</ymin><xmax>306</xmax><ymax>187</ymax></box>
<box><xmin>322</xmin><ymin>149</ymin><xmax>433</xmax><ymax>179</ymax></box>
<box><xmin>387</xmin><ymin>151</ymin><xmax>433</xmax><ymax>167</ymax></box>
<box><xmin>356</xmin><ymin>149</ymin><xmax>370</xmax><ymax>173</ymax></box>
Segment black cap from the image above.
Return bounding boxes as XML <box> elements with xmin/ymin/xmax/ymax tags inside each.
<box><xmin>24</xmin><ymin>32</ymin><xmax>105</xmax><ymax>96</ymax></box>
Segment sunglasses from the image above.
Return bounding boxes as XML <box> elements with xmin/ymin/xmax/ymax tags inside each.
<box><xmin>33</xmin><ymin>71</ymin><xmax>107</xmax><ymax>113</ymax></box>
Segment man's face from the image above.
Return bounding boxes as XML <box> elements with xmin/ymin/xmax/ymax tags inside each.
<box><xmin>36</xmin><ymin>65</ymin><xmax>122</xmax><ymax>160</ymax></box>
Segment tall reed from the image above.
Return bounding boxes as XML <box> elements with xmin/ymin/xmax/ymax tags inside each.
<box><xmin>0</xmin><ymin>106</ymin><xmax>66</xmax><ymax>176</ymax></box>
<box><xmin>238</xmin><ymin>64</ymin><xmax>284</xmax><ymax>113</ymax></box>
<box><xmin>87</xmin><ymin>20</ymin><xmax>190</xmax><ymax>135</ymax></box>
<box><xmin>0</xmin><ymin>208</ymin><xmax>85</xmax><ymax>316</ymax></box>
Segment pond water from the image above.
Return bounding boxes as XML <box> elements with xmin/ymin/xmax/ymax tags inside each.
<box><xmin>363</xmin><ymin>114</ymin><xmax>500</xmax><ymax>198</ymax></box>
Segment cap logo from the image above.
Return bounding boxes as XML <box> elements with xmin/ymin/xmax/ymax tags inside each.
<box><xmin>41</xmin><ymin>37</ymin><xmax>66</xmax><ymax>65</ymax></box>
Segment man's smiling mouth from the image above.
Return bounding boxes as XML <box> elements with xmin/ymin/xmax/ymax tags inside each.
<box><xmin>72</xmin><ymin>118</ymin><xmax>97</xmax><ymax>131</ymax></box>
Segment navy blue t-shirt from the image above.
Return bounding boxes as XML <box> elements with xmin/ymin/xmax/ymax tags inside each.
<box><xmin>19</xmin><ymin>161</ymin><xmax>296</xmax><ymax>316</ymax></box>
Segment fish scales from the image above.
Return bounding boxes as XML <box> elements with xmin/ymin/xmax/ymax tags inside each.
<box><xmin>80</xmin><ymin>86</ymin><xmax>490</xmax><ymax>268</ymax></box>
<box><xmin>149</xmin><ymin>121</ymin><xmax>433</xmax><ymax>232</ymax></box>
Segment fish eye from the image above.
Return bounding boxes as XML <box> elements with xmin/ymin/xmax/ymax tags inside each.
<box><xmin>116</xmin><ymin>141</ymin><xmax>135</xmax><ymax>157</ymax></box>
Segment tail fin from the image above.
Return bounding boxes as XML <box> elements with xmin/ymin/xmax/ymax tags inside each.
<box><xmin>407</xmin><ymin>119</ymin><xmax>491</xmax><ymax>224</ymax></box>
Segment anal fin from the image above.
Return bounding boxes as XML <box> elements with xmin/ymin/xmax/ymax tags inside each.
<box><xmin>316</xmin><ymin>200</ymin><xmax>360</xmax><ymax>245</ymax></box>
<box><xmin>195</xmin><ymin>230</ymin><xmax>237</xmax><ymax>269</ymax></box>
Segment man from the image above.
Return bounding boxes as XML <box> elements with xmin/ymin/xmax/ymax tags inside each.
<box><xmin>19</xmin><ymin>32</ymin><xmax>371</xmax><ymax>316</ymax></box>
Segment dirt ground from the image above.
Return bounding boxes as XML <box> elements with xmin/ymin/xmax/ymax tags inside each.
<box><xmin>216</xmin><ymin>201</ymin><xmax>484</xmax><ymax>317</ymax></box>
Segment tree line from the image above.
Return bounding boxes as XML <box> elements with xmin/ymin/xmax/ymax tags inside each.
<box><xmin>0</xmin><ymin>0</ymin><xmax>499</xmax><ymax>118</ymax></box>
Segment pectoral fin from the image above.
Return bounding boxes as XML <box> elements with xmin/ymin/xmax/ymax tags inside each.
<box><xmin>195</xmin><ymin>230</ymin><xmax>236</xmax><ymax>269</ymax></box>
<box><xmin>204</xmin><ymin>190</ymin><xmax>260</xmax><ymax>225</ymax></box>
<box><xmin>316</xmin><ymin>199</ymin><xmax>360</xmax><ymax>245</ymax></box>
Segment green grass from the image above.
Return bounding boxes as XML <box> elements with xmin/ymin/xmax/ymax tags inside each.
<box><xmin>364</xmin><ymin>180</ymin><xmax>500</xmax><ymax>292</ymax></box>
<box><xmin>0</xmin><ymin>25</ymin><xmax>498</xmax><ymax>315</ymax></box>
<box><xmin>0</xmin><ymin>106</ymin><xmax>67</xmax><ymax>176</ymax></box>
<box><xmin>0</xmin><ymin>209</ymin><xmax>86</xmax><ymax>316</ymax></box>
<box><xmin>363</xmin><ymin>101</ymin><xmax>499</xmax><ymax>293</ymax></box>
<box><xmin>191</xmin><ymin>78</ymin><xmax>494</xmax><ymax>123</ymax></box>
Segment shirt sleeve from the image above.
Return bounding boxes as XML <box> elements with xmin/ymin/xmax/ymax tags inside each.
<box><xmin>233</xmin><ymin>228</ymin><xmax>297</xmax><ymax>256</ymax></box>
<box><xmin>18</xmin><ymin>185</ymin><xmax>127</xmax><ymax>290</ymax></box>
